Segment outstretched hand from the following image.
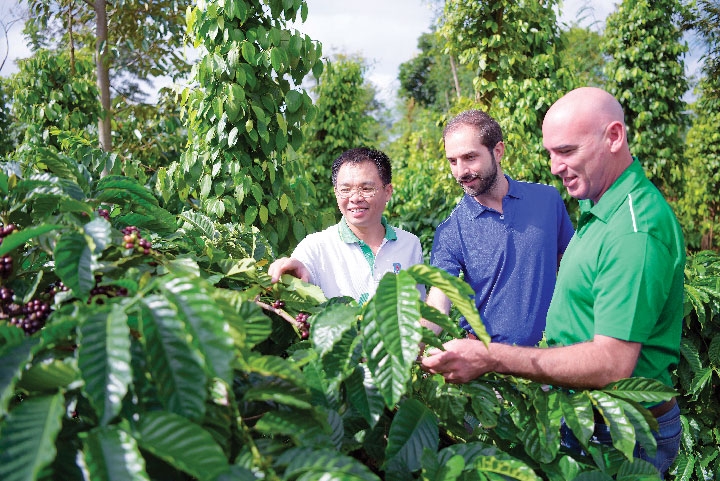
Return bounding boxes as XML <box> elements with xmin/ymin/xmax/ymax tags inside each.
<box><xmin>268</xmin><ymin>257</ymin><xmax>311</xmax><ymax>284</ymax></box>
<box><xmin>420</xmin><ymin>338</ymin><xmax>495</xmax><ymax>384</ymax></box>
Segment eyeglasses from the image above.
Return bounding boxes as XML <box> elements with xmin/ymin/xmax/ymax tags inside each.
<box><xmin>334</xmin><ymin>186</ymin><xmax>380</xmax><ymax>199</ymax></box>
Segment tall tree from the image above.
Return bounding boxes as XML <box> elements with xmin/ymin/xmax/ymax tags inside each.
<box><xmin>22</xmin><ymin>0</ymin><xmax>191</xmax><ymax>155</ymax></box>
<box><xmin>683</xmin><ymin>0</ymin><xmax>720</xmax><ymax>103</ymax></box>
<box><xmin>602</xmin><ymin>0</ymin><xmax>689</xmax><ymax>197</ymax></box>
<box><xmin>171</xmin><ymin>0</ymin><xmax>323</xmax><ymax>253</ymax></box>
<box><xmin>397</xmin><ymin>31</ymin><xmax>474</xmax><ymax>112</ymax></box>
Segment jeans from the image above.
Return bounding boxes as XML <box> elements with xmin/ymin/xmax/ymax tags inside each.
<box><xmin>561</xmin><ymin>402</ymin><xmax>681</xmax><ymax>479</ymax></box>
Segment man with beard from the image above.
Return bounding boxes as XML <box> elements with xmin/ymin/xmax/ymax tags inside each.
<box><xmin>425</xmin><ymin>109</ymin><xmax>574</xmax><ymax>346</ymax></box>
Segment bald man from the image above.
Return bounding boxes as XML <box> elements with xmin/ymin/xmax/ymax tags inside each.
<box><xmin>421</xmin><ymin>87</ymin><xmax>685</xmax><ymax>477</ymax></box>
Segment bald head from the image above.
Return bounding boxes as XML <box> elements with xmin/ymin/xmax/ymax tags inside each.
<box><xmin>545</xmin><ymin>87</ymin><xmax>626</xmax><ymax>135</ymax></box>
<box><xmin>543</xmin><ymin>87</ymin><xmax>633</xmax><ymax>203</ymax></box>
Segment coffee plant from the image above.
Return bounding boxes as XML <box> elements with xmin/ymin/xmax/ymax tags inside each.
<box><xmin>3</xmin><ymin>144</ymin><xmax>718</xmax><ymax>481</ymax></box>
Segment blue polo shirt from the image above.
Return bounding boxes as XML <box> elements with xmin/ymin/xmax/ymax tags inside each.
<box><xmin>431</xmin><ymin>176</ymin><xmax>574</xmax><ymax>346</ymax></box>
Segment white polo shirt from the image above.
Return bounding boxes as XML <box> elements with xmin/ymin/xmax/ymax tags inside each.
<box><xmin>292</xmin><ymin>217</ymin><xmax>426</xmax><ymax>303</ymax></box>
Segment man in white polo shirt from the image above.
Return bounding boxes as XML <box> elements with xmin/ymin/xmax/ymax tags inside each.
<box><xmin>269</xmin><ymin>147</ymin><xmax>425</xmax><ymax>303</ymax></box>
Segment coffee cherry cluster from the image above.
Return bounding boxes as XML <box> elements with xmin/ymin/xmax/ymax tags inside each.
<box><xmin>121</xmin><ymin>226</ymin><xmax>152</xmax><ymax>255</ymax></box>
<box><xmin>0</xmin><ymin>286</ymin><xmax>51</xmax><ymax>335</ymax></box>
<box><xmin>45</xmin><ymin>281</ymin><xmax>69</xmax><ymax>297</ymax></box>
<box><xmin>87</xmin><ymin>275</ymin><xmax>129</xmax><ymax>305</ymax></box>
<box><xmin>296</xmin><ymin>312</ymin><xmax>310</xmax><ymax>340</ymax></box>
<box><xmin>98</xmin><ymin>207</ymin><xmax>110</xmax><ymax>221</ymax></box>
<box><xmin>0</xmin><ymin>223</ymin><xmax>18</xmax><ymax>279</ymax></box>
<box><xmin>271</xmin><ymin>299</ymin><xmax>285</xmax><ymax>309</ymax></box>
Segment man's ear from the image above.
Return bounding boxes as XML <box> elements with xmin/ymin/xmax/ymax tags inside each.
<box><xmin>606</xmin><ymin>121</ymin><xmax>625</xmax><ymax>153</ymax></box>
<box><xmin>493</xmin><ymin>141</ymin><xmax>506</xmax><ymax>162</ymax></box>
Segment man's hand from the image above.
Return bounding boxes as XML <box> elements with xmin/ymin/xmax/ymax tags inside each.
<box><xmin>268</xmin><ymin>257</ymin><xmax>310</xmax><ymax>283</ymax></box>
<box><xmin>420</xmin><ymin>338</ymin><xmax>495</xmax><ymax>383</ymax></box>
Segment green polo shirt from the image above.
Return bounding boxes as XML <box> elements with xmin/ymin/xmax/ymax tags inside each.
<box><xmin>545</xmin><ymin>159</ymin><xmax>685</xmax><ymax>388</ymax></box>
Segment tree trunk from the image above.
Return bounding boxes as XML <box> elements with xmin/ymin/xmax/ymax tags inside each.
<box><xmin>95</xmin><ymin>0</ymin><xmax>112</xmax><ymax>163</ymax></box>
<box><xmin>449</xmin><ymin>55</ymin><xmax>461</xmax><ymax>99</ymax></box>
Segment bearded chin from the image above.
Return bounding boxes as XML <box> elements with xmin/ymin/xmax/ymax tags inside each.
<box><xmin>460</xmin><ymin>168</ymin><xmax>498</xmax><ymax>197</ymax></box>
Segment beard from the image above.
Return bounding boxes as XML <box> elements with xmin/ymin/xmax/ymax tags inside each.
<box><xmin>456</xmin><ymin>158</ymin><xmax>499</xmax><ymax>197</ymax></box>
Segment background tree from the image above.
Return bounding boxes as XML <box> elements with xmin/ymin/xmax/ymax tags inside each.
<box><xmin>22</xmin><ymin>0</ymin><xmax>191</xmax><ymax>155</ymax></box>
<box><xmin>676</xmin><ymin>0</ymin><xmax>720</xmax><ymax>251</ymax></box>
<box><xmin>9</xmin><ymin>49</ymin><xmax>99</xmax><ymax>151</ymax></box>
<box><xmin>170</xmin><ymin>0</ymin><xmax>323</xmax><ymax>254</ymax></box>
<box><xmin>295</xmin><ymin>55</ymin><xmax>384</xmax><ymax>226</ymax></box>
<box><xmin>602</xmin><ymin>0</ymin><xmax>689</xmax><ymax>198</ymax></box>
<box><xmin>0</xmin><ymin>79</ymin><xmax>16</xmax><ymax>157</ymax></box>
<box><xmin>557</xmin><ymin>24</ymin><xmax>606</xmax><ymax>88</ymax></box>
<box><xmin>397</xmin><ymin>31</ymin><xmax>474</xmax><ymax>112</ymax></box>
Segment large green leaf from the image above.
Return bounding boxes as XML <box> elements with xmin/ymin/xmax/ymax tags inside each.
<box><xmin>84</xmin><ymin>217</ymin><xmax>112</xmax><ymax>253</ymax></box>
<box><xmin>464</xmin><ymin>381</ymin><xmax>501</xmax><ymax>428</ymax></box>
<box><xmin>362</xmin><ymin>271</ymin><xmax>422</xmax><ymax>406</ymax></box>
<box><xmin>161</xmin><ymin>276</ymin><xmax>234</xmax><ymax>383</ymax></box>
<box><xmin>0</xmin><ymin>336</ymin><xmax>40</xmax><ymax>415</ymax></box>
<box><xmin>558</xmin><ymin>391</ymin><xmax>595</xmax><ymax>448</ymax></box>
<box><xmin>591</xmin><ymin>391</ymin><xmax>636</xmax><ymax>460</ymax></box>
<box><xmin>220</xmin><ymin>294</ymin><xmax>272</xmax><ymax>349</ymax></box>
<box><xmin>178</xmin><ymin>210</ymin><xmax>221</xmax><ymax>240</ymax></box>
<box><xmin>473</xmin><ymin>456</ymin><xmax>541</xmax><ymax>481</ymax></box>
<box><xmin>54</xmin><ymin>231</ymin><xmax>95</xmax><ymax>300</ymax></box>
<box><xmin>136</xmin><ymin>411</ymin><xmax>229</xmax><ymax>481</ymax></box>
<box><xmin>141</xmin><ymin>294</ymin><xmax>207</xmax><ymax>420</ymax></box>
<box><xmin>520</xmin><ymin>388</ymin><xmax>562</xmax><ymax>463</ymax></box>
<box><xmin>601</xmin><ymin>377</ymin><xmax>677</xmax><ymax>404</ymax></box>
<box><xmin>82</xmin><ymin>425</ymin><xmax>150</xmax><ymax>481</ymax></box>
<box><xmin>0</xmin><ymin>393</ymin><xmax>65</xmax><ymax>481</ymax></box>
<box><xmin>310</xmin><ymin>303</ymin><xmax>357</xmax><ymax>357</ymax></box>
<box><xmin>276</xmin><ymin>447</ymin><xmax>381</xmax><ymax>481</ymax></box>
<box><xmin>385</xmin><ymin>398</ymin><xmax>439</xmax><ymax>472</ymax></box>
<box><xmin>612</xmin><ymin>397</ymin><xmax>657</xmax><ymax>459</ymax></box>
<box><xmin>78</xmin><ymin>306</ymin><xmax>132</xmax><ymax>425</ymax></box>
<box><xmin>16</xmin><ymin>358</ymin><xmax>79</xmax><ymax>392</ymax></box>
<box><xmin>254</xmin><ymin>409</ymin><xmax>333</xmax><ymax>448</ymax></box>
<box><xmin>319</xmin><ymin>327</ymin><xmax>362</xmax><ymax>383</ymax></box>
<box><xmin>406</xmin><ymin>264</ymin><xmax>489</xmax><ymax>344</ymax></box>
<box><xmin>0</xmin><ymin>223</ymin><xmax>63</xmax><ymax>256</ymax></box>
<box><xmin>345</xmin><ymin>364</ymin><xmax>385</xmax><ymax>428</ymax></box>
<box><xmin>95</xmin><ymin>176</ymin><xmax>177</xmax><ymax>233</ymax></box>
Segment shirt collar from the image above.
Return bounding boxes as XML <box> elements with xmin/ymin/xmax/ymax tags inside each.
<box><xmin>579</xmin><ymin>157</ymin><xmax>644</xmax><ymax>225</ymax></box>
<box><xmin>339</xmin><ymin>216</ymin><xmax>397</xmax><ymax>244</ymax></box>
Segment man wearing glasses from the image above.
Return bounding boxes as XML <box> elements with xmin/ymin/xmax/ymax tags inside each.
<box><xmin>269</xmin><ymin>147</ymin><xmax>424</xmax><ymax>304</ymax></box>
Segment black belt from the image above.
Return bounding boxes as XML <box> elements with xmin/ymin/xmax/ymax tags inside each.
<box><xmin>648</xmin><ymin>397</ymin><xmax>677</xmax><ymax>418</ymax></box>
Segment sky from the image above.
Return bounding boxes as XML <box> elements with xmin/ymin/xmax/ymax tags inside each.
<box><xmin>0</xmin><ymin>0</ymin><xmax>688</xmax><ymax>107</ymax></box>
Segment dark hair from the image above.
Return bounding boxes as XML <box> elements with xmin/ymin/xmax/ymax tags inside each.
<box><xmin>443</xmin><ymin>109</ymin><xmax>503</xmax><ymax>151</ymax></box>
<box><xmin>331</xmin><ymin>147</ymin><xmax>392</xmax><ymax>186</ymax></box>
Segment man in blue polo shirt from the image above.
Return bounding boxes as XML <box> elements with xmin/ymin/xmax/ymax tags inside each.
<box><xmin>425</xmin><ymin>109</ymin><xmax>574</xmax><ymax>346</ymax></box>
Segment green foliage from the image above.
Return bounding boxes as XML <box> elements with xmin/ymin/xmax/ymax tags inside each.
<box><xmin>676</xmin><ymin>90</ymin><xmax>720</xmax><ymax>251</ymax></box>
<box><xmin>674</xmin><ymin>251</ymin><xmax>720</xmax><ymax>479</ymax></box>
<box><xmin>23</xmin><ymin>0</ymin><xmax>192</xmax><ymax>99</ymax></box>
<box><xmin>558</xmin><ymin>26</ymin><xmax>606</xmax><ymax>88</ymax></box>
<box><xmin>398</xmin><ymin>32</ymin><xmax>475</xmax><ymax>111</ymax></box>
<box><xmin>0</xmin><ymin>79</ymin><xmax>17</xmax><ymax>157</ymax></box>
<box><xmin>602</xmin><ymin>0</ymin><xmax>689</xmax><ymax>197</ymax></box>
<box><xmin>172</xmin><ymin>0</ymin><xmax>322</xmax><ymax>254</ymax></box>
<box><xmin>296</xmin><ymin>55</ymin><xmax>384</xmax><ymax>225</ymax></box>
<box><xmin>386</xmin><ymin>105</ymin><xmax>456</xmax><ymax>255</ymax></box>
<box><xmin>9</xmin><ymin>48</ymin><xmax>99</xmax><ymax>149</ymax></box>
<box><xmin>5</xmin><ymin>134</ymin><xmax>717</xmax><ymax>479</ymax></box>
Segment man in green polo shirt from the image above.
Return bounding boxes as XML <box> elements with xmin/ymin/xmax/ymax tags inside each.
<box><xmin>420</xmin><ymin>87</ymin><xmax>685</xmax><ymax>478</ymax></box>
